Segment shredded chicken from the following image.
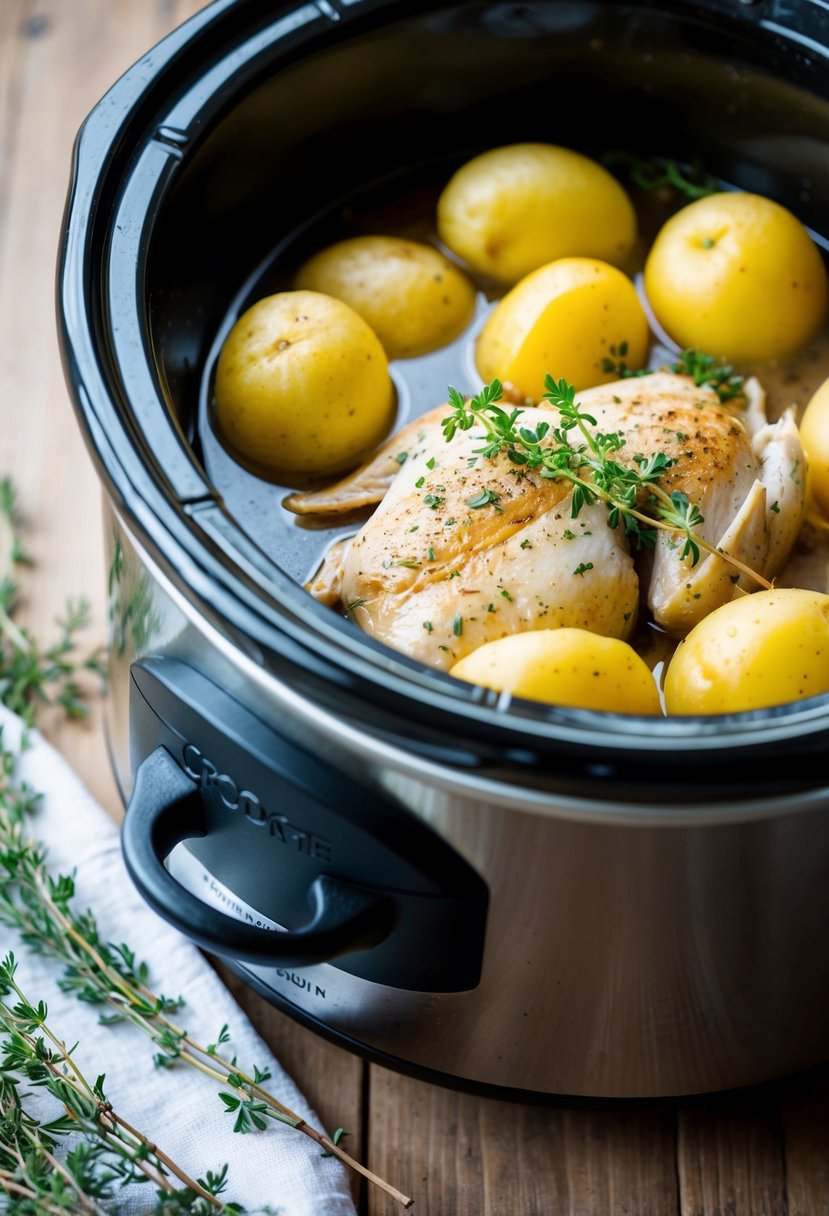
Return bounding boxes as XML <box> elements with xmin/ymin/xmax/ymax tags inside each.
<box><xmin>286</xmin><ymin>373</ymin><xmax>806</xmax><ymax>670</ymax></box>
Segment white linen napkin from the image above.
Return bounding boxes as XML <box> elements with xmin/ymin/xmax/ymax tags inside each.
<box><xmin>0</xmin><ymin>704</ymin><xmax>358</xmax><ymax>1216</ymax></box>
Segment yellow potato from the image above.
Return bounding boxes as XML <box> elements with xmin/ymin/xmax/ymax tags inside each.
<box><xmin>476</xmin><ymin>257</ymin><xmax>649</xmax><ymax>399</ymax></box>
<box><xmin>437</xmin><ymin>143</ymin><xmax>637</xmax><ymax>283</ymax></box>
<box><xmin>799</xmin><ymin>376</ymin><xmax>829</xmax><ymax>518</ymax></box>
<box><xmin>450</xmin><ymin>629</ymin><xmax>661</xmax><ymax>715</ymax></box>
<box><xmin>644</xmin><ymin>192</ymin><xmax>828</xmax><ymax>361</ymax></box>
<box><xmin>214</xmin><ymin>291</ymin><xmax>394</xmax><ymax>479</ymax></box>
<box><xmin>663</xmin><ymin>588</ymin><xmax>829</xmax><ymax>715</ymax></box>
<box><xmin>295</xmin><ymin>235</ymin><xmax>475</xmax><ymax>359</ymax></box>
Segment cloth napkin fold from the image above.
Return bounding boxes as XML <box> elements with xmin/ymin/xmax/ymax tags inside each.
<box><xmin>0</xmin><ymin>705</ymin><xmax>357</xmax><ymax>1216</ymax></box>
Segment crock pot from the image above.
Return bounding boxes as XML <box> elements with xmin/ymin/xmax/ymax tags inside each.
<box><xmin>59</xmin><ymin>0</ymin><xmax>829</xmax><ymax>1099</ymax></box>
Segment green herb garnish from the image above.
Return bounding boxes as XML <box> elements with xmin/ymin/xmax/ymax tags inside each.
<box><xmin>603</xmin><ymin>151</ymin><xmax>719</xmax><ymax>200</ymax></box>
<box><xmin>600</xmin><ymin>340</ymin><xmax>652</xmax><ymax>381</ymax></box>
<box><xmin>443</xmin><ymin>379</ymin><xmax>769</xmax><ymax>587</ymax></box>
<box><xmin>670</xmin><ymin>349</ymin><xmax>745</xmax><ymax>403</ymax></box>
<box><xmin>466</xmin><ymin>487</ymin><xmax>502</xmax><ymax>509</ymax></box>
<box><xmin>0</xmin><ymin>479</ymin><xmax>104</xmax><ymax>723</ymax></box>
<box><xmin>0</xmin><ymin>955</ymin><xmax>244</xmax><ymax>1214</ymax></box>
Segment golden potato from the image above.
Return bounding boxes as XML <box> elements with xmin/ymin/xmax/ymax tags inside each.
<box><xmin>295</xmin><ymin>235</ymin><xmax>475</xmax><ymax>359</ymax></box>
<box><xmin>437</xmin><ymin>143</ymin><xmax>637</xmax><ymax>283</ymax></box>
<box><xmin>476</xmin><ymin>257</ymin><xmax>649</xmax><ymax>399</ymax></box>
<box><xmin>214</xmin><ymin>291</ymin><xmax>394</xmax><ymax>479</ymax></box>
<box><xmin>450</xmin><ymin>629</ymin><xmax>661</xmax><ymax>715</ymax></box>
<box><xmin>799</xmin><ymin>376</ymin><xmax>829</xmax><ymax>518</ymax></box>
<box><xmin>644</xmin><ymin>192</ymin><xmax>827</xmax><ymax>361</ymax></box>
<box><xmin>663</xmin><ymin>588</ymin><xmax>829</xmax><ymax>715</ymax></box>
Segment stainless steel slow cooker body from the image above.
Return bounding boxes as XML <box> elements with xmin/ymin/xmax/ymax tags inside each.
<box><xmin>60</xmin><ymin>0</ymin><xmax>829</xmax><ymax>1098</ymax></box>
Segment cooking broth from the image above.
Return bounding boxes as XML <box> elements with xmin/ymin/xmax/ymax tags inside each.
<box><xmin>196</xmin><ymin>163</ymin><xmax>829</xmax><ymax>675</ymax></box>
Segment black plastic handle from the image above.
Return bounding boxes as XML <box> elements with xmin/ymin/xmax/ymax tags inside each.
<box><xmin>121</xmin><ymin>746</ymin><xmax>393</xmax><ymax>966</ymax></box>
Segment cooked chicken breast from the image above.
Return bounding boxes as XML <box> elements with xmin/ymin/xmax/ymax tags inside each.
<box><xmin>287</xmin><ymin>373</ymin><xmax>806</xmax><ymax>668</ymax></box>
<box><xmin>583</xmin><ymin>374</ymin><xmax>782</xmax><ymax>633</ymax></box>
<box><xmin>293</xmin><ymin>399</ymin><xmax>639</xmax><ymax>667</ymax></box>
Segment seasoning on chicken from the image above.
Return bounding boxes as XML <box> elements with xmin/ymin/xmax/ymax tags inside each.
<box><xmin>286</xmin><ymin>373</ymin><xmax>806</xmax><ymax>670</ymax></box>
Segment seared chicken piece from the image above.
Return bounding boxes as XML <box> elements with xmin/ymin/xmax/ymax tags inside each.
<box><xmin>582</xmin><ymin>374</ymin><xmax>776</xmax><ymax>633</ymax></box>
<box><xmin>742</xmin><ymin>379</ymin><xmax>806</xmax><ymax>576</ymax></box>
<box><xmin>287</xmin><ymin>373</ymin><xmax>806</xmax><ymax>667</ymax></box>
<box><xmin>292</xmin><ymin>400</ymin><xmax>639</xmax><ymax>668</ymax></box>
<box><xmin>584</xmin><ymin>374</ymin><xmax>805</xmax><ymax>631</ymax></box>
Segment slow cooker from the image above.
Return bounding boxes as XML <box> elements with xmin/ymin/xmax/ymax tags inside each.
<box><xmin>59</xmin><ymin>0</ymin><xmax>829</xmax><ymax>1099</ymax></box>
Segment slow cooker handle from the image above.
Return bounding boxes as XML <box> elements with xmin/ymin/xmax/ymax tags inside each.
<box><xmin>122</xmin><ymin>746</ymin><xmax>393</xmax><ymax>966</ymax></box>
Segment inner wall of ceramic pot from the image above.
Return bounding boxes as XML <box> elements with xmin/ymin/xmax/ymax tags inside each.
<box><xmin>147</xmin><ymin>1</ymin><xmax>829</xmax><ymax>587</ymax></box>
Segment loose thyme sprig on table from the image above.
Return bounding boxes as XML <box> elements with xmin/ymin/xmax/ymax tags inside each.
<box><xmin>0</xmin><ymin>954</ymin><xmax>246</xmax><ymax>1215</ymax></box>
<box><xmin>0</xmin><ymin>743</ymin><xmax>412</xmax><ymax>1210</ymax></box>
<box><xmin>442</xmin><ymin>375</ymin><xmax>771</xmax><ymax>588</ymax></box>
<box><xmin>0</xmin><ymin>479</ymin><xmax>105</xmax><ymax>724</ymax></box>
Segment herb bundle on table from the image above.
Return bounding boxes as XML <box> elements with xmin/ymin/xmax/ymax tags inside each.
<box><xmin>0</xmin><ymin>484</ymin><xmax>410</xmax><ymax>1214</ymax></box>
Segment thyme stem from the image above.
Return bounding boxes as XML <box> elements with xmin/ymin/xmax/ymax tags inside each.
<box><xmin>106</xmin><ymin>1110</ymin><xmax>225</xmax><ymax>1210</ymax></box>
<box><xmin>0</xmin><ymin>766</ymin><xmax>413</xmax><ymax>1209</ymax></box>
<box><xmin>443</xmin><ymin>376</ymin><xmax>771</xmax><ymax>590</ymax></box>
<box><xmin>0</xmin><ymin>957</ymin><xmax>242</xmax><ymax>1213</ymax></box>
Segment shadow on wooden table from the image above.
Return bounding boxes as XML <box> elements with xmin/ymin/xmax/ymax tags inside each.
<box><xmin>218</xmin><ymin>967</ymin><xmax>829</xmax><ymax>1216</ymax></box>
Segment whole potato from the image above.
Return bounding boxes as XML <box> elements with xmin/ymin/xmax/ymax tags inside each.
<box><xmin>476</xmin><ymin>257</ymin><xmax>649</xmax><ymax>399</ymax></box>
<box><xmin>798</xmin><ymin>376</ymin><xmax>829</xmax><ymax>518</ymax></box>
<box><xmin>214</xmin><ymin>291</ymin><xmax>394</xmax><ymax>479</ymax></box>
<box><xmin>437</xmin><ymin>143</ymin><xmax>637</xmax><ymax>283</ymax></box>
<box><xmin>663</xmin><ymin>588</ymin><xmax>829</xmax><ymax>715</ymax></box>
<box><xmin>644</xmin><ymin>192</ymin><xmax>827</xmax><ymax>361</ymax></box>
<box><xmin>450</xmin><ymin>628</ymin><xmax>661</xmax><ymax>715</ymax></box>
<box><xmin>295</xmin><ymin>235</ymin><xmax>475</xmax><ymax>359</ymax></box>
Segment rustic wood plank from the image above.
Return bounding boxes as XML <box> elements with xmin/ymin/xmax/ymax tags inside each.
<box><xmin>0</xmin><ymin>0</ymin><xmax>366</xmax><ymax>1205</ymax></box>
<box><xmin>5</xmin><ymin>5</ymin><xmax>829</xmax><ymax>1216</ymax></box>
<box><xmin>0</xmin><ymin>0</ymin><xmax>213</xmax><ymax>809</ymax></box>
<box><xmin>0</xmin><ymin>1</ymin><xmax>30</xmax><ymax>242</ymax></box>
<box><xmin>677</xmin><ymin>1095</ymin><xmax>787</xmax><ymax>1216</ymax></box>
<box><xmin>778</xmin><ymin>1066</ymin><xmax>829</xmax><ymax>1216</ymax></box>
<box><xmin>368</xmin><ymin>1067</ymin><xmax>678</xmax><ymax>1216</ymax></box>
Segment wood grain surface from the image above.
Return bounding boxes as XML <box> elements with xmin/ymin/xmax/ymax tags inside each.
<box><xmin>1</xmin><ymin>1</ymin><xmax>828</xmax><ymax>1213</ymax></box>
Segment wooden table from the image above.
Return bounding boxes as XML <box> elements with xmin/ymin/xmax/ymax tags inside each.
<box><xmin>2</xmin><ymin>1</ymin><xmax>828</xmax><ymax>1211</ymax></box>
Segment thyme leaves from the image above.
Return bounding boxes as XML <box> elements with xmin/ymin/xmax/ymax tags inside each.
<box><xmin>442</xmin><ymin>377</ymin><xmax>769</xmax><ymax>588</ymax></box>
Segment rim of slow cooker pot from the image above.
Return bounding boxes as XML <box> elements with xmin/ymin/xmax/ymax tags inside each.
<box><xmin>58</xmin><ymin>0</ymin><xmax>829</xmax><ymax>802</ymax></box>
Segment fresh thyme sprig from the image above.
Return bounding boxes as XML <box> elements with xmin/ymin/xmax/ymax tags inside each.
<box><xmin>443</xmin><ymin>377</ymin><xmax>770</xmax><ymax>587</ymax></box>
<box><xmin>0</xmin><ymin>1069</ymin><xmax>103</xmax><ymax>1216</ymax></box>
<box><xmin>603</xmin><ymin>151</ymin><xmax>719</xmax><ymax>200</ymax></box>
<box><xmin>670</xmin><ymin>349</ymin><xmax>745</xmax><ymax>403</ymax></box>
<box><xmin>599</xmin><ymin>340</ymin><xmax>652</xmax><ymax>381</ymax></box>
<box><xmin>0</xmin><ymin>480</ymin><xmax>105</xmax><ymax>724</ymax></box>
<box><xmin>598</xmin><ymin>346</ymin><xmax>745</xmax><ymax>404</ymax></box>
<box><xmin>0</xmin><ymin>746</ymin><xmax>412</xmax><ymax>1210</ymax></box>
<box><xmin>0</xmin><ymin>481</ymin><xmax>411</xmax><ymax>1209</ymax></box>
<box><xmin>0</xmin><ymin>954</ymin><xmax>244</xmax><ymax>1214</ymax></box>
